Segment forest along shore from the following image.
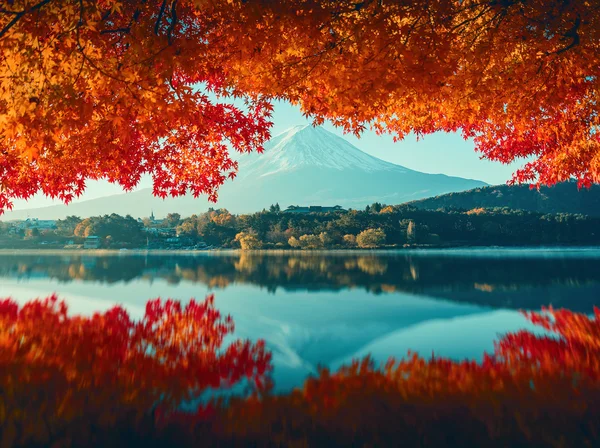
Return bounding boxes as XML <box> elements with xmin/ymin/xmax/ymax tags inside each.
<box><xmin>1</xmin><ymin>202</ymin><xmax>600</xmax><ymax>251</ymax></box>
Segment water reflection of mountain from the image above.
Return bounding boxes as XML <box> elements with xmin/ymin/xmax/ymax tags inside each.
<box><xmin>1</xmin><ymin>253</ymin><xmax>599</xmax><ymax>312</ymax></box>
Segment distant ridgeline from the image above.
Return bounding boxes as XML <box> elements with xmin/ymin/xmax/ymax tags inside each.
<box><xmin>407</xmin><ymin>181</ymin><xmax>600</xmax><ymax>217</ymax></box>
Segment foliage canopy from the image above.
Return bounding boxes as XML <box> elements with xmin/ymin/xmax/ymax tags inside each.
<box><xmin>1</xmin><ymin>0</ymin><xmax>598</xmax><ymax>211</ymax></box>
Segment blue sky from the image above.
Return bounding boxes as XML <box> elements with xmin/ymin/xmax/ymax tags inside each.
<box><xmin>12</xmin><ymin>100</ymin><xmax>522</xmax><ymax>210</ymax></box>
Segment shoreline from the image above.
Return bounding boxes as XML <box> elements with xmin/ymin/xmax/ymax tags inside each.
<box><xmin>1</xmin><ymin>245</ymin><xmax>600</xmax><ymax>256</ymax></box>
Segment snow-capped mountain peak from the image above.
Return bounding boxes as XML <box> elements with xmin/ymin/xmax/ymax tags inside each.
<box><xmin>1</xmin><ymin>124</ymin><xmax>488</xmax><ymax>219</ymax></box>
<box><xmin>239</xmin><ymin>125</ymin><xmax>407</xmax><ymax>178</ymax></box>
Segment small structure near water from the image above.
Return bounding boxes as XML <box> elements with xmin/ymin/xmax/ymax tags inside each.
<box><xmin>83</xmin><ymin>236</ymin><xmax>101</xmax><ymax>249</ymax></box>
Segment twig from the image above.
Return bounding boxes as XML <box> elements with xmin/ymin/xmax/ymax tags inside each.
<box><xmin>0</xmin><ymin>0</ymin><xmax>54</xmax><ymax>39</ymax></box>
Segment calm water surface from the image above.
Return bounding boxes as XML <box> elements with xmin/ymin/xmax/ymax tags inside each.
<box><xmin>1</xmin><ymin>248</ymin><xmax>599</xmax><ymax>391</ymax></box>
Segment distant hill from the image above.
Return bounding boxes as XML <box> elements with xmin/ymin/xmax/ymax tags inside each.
<box><xmin>407</xmin><ymin>182</ymin><xmax>600</xmax><ymax>216</ymax></box>
<box><xmin>1</xmin><ymin>125</ymin><xmax>486</xmax><ymax>220</ymax></box>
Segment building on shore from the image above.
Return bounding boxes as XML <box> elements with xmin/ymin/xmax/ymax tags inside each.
<box><xmin>83</xmin><ymin>236</ymin><xmax>101</xmax><ymax>249</ymax></box>
<box><xmin>148</xmin><ymin>210</ymin><xmax>164</xmax><ymax>226</ymax></box>
<box><xmin>14</xmin><ymin>218</ymin><xmax>57</xmax><ymax>230</ymax></box>
<box><xmin>283</xmin><ymin>205</ymin><xmax>345</xmax><ymax>214</ymax></box>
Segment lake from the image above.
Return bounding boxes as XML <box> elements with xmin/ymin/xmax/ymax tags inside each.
<box><xmin>1</xmin><ymin>248</ymin><xmax>599</xmax><ymax>392</ymax></box>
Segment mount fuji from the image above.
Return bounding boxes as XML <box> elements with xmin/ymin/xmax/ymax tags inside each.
<box><xmin>2</xmin><ymin>125</ymin><xmax>487</xmax><ymax>219</ymax></box>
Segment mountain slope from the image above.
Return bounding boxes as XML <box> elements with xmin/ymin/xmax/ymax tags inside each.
<box><xmin>2</xmin><ymin>125</ymin><xmax>487</xmax><ymax>220</ymax></box>
<box><xmin>240</xmin><ymin>125</ymin><xmax>401</xmax><ymax>176</ymax></box>
<box><xmin>407</xmin><ymin>182</ymin><xmax>600</xmax><ymax>216</ymax></box>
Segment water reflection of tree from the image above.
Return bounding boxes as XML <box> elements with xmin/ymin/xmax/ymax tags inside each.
<box><xmin>356</xmin><ymin>257</ymin><xmax>388</xmax><ymax>275</ymax></box>
<box><xmin>1</xmin><ymin>254</ymin><xmax>600</xmax><ymax>311</ymax></box>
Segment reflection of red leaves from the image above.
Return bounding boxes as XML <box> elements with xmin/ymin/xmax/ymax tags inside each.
<box><xmin>0</xmin><ymin>294</ymin><xmax>271</xmax><ymax>446</ymax></box>
<box><xmin>292</xmin><ymin>307</ymin><xmax>600</xmax><ymax>411</ymax></box>
<box><xmin>199</xmin><ymin>307</ymin><xmax>600</xmax><ymax>446</ymax></box>
<box><xmin>496</xmin><ymin>306</ymin><xmax>600</xmax><ymax>384</ymax></box>
<box><xmin>0</xmin><ymin>298</ymin><xmax>18</xmax><ymax>320</ymax></box>
<box><xmin>3</xmin><ymin>295</ymin><xmax>600</xmax><ymax>446</ymax></box>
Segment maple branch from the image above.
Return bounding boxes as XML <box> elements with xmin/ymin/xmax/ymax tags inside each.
<box><xmin>78</xmin><ymin>0</ymin><xmax>85</xmax><ymax>25</ymax></box>
<box><xmin>126</xmin><ymin>44</ymin><xmax>170</xmax><ymax>68</ymax></box>
<box><xmin>99</xmin><ymin>0</ymin><xmax>147</xmax><ymax>38</ymax></box>
<box><xmin>70</xmin><ymin>53</ymin><xmax>86</xmax><ymax>88</ymax></box>
<box><xmin>0</xmin><ymin>8</ymin><xmax>22</xmax><ymax>15</ymax></box>
<box><xmin>167</xmin><ymin>0</ymin><xmax>178</xmax><ymax>44</ymax></box>
<box><xmin>281</xmin><ymin>51</ymin><xmax>326</xmax><ymax>93</ymax></box>
<box><xmin>552</xmin><ymin>16</ymin><xmax>581</xmax><ymax>55</ymax></box>
<box><xmin>401</xmin><ymin>12</ymin><xmax>427</xmax><ymax>46</ymax></box>
<box><xmin>154</xmin><ymin>0</ymin><xmax>167</xmax><ymax>35</ymax></box>
<box><xmin>100</xmin><ymin>27</ymin><xmax>131</xmax><ymax>35</ymax></box>
<box><xmin>0</xmin><ymin>0</ymin><xmax>54</xmax><ymax>39</ymax></box>
<box><xmin>451</xmin><ymin>5</ymin><xmax>493</xmax><ymax>32</ymax></box>
<box><xmin>466</xmin><ymin>9</ymin><xmax>505</xmax><ymax>47</ymax></box>
<box><xmin>77</xmin><ymin>46</ymin><xmax>124</xmax><ymax>84</ymax></box>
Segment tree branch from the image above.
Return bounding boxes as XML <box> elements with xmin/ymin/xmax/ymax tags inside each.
<box><xmin>154</xmin><ymin>0</ymin><xmax>167</xmax><ymax>35</ymax></box>
<box><xmin>552</xmin><ymin>16</ymin><xmax>581</xmax><ymax>55</ymax></box>
<box><xmin>166</xmin><ymin>0</ymin><xmax>178</xmax><ymax>44</ymax></box>
<box><xmin>100</xmin><ymin>27</ymin><xmax>131</xmax><ymax>34</ymax></box>
<box><xmin>0</xmin><ymin>0</ymin><xmax>54</xmax><ymax>39</ymax></box>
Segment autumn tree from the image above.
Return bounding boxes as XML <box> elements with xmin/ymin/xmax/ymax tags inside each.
<box><xmin>235</xmin><ymin>232</ymin><xmax>262</xmax><ymax>250</ymax></box>
<box><xmin>356</xmin><ymin>228</ymin><xmax>386</xmax><ymax>248</ymax></box>
<box><xmin>162</xmin><ymin>213</ymin><xmax>181</xmax><ymax>228</ymax></box>
<box><xmin>56</xmin><ymin>215</ymin><xmax>82</xmax><ymax>236</ymax></box>
<box><xmin>288</xmin><ymin>236</ymin><xmax>301</xmax><ymax>249</ymax></box>
<box><xmin>342</xmin><ymin>234</ymin><xmax>357</xmax><ymax>247</ymax></box>
<box><xmin>0</xmin><ymin>0</ymin><xmax>272</xmax><ymax>213</ymax></box>
<box><xmin>299</xmin><ymin>234</ymin><xmax>323</xmax><ymax>250</ymax></box>
<box><xmin>318</xmin><ymin>232</ymin><xmax>334</xmax><ymax>248</ymax></box>
<box><xmin>73</xmin><ymin>214</ymin><xmax>143</xmax><ymax>242</ymax></box>
<box><xmin>406</xmin><ymin>220</ymin><xmax>418</xmax><ymax>244</ymax></box>
<box><xmin>209</xmin><ymin>209</ymin><xmax>236</xmax><ymax>227</ymax></box>
<box><xmin>1</xmin><ymin>0</ymin><xmax>598</xmax><ymax>212</ymax></box>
